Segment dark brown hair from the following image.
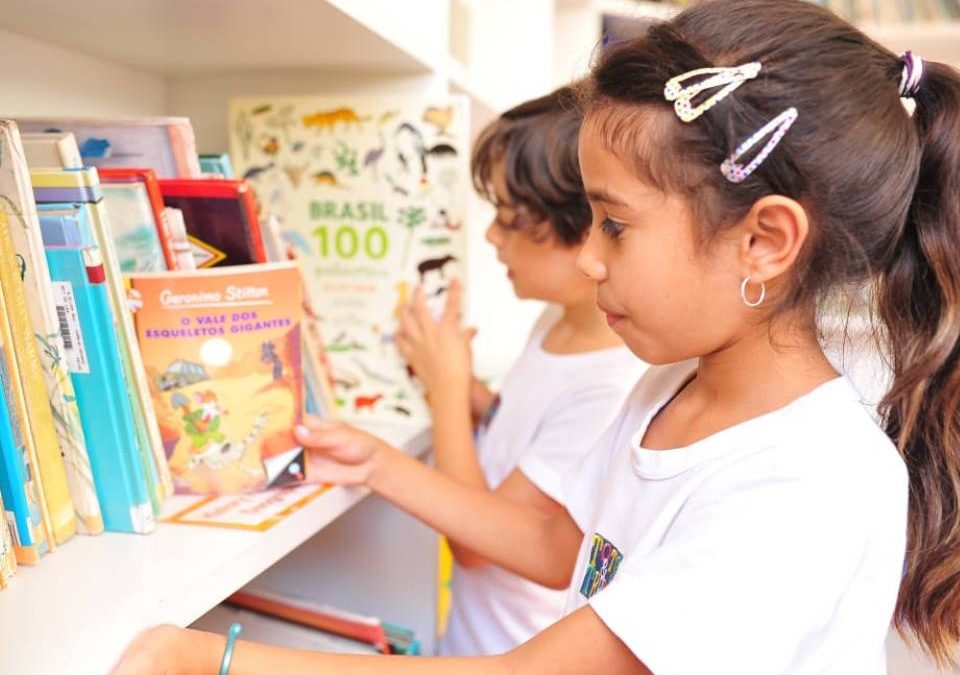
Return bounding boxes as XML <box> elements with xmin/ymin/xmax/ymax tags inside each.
<box><xmin>471</xmin><ymin>85</ymin><xmax>591</xmax><ymax>246</ymax></box>
<box><xmin>583</xmin><ymin>0</ymin><xmax>960</xmax><ymax>663</ymax></box>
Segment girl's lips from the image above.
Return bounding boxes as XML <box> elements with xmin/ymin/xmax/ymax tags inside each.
<box><xmin>605</xmin><ymin>312</ymin><xmax>623</xmax><ymax>327</ymax></box>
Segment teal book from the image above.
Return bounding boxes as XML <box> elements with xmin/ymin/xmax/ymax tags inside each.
<box><xmin>42</xmin><ymin>243</ymin><xmax>154</xmax><ymax>534</ymax></box>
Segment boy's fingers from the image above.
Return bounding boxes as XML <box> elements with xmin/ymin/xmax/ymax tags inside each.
<box><xmin>412</xmin><ymin>285</ymin><xmax>432</xmax><ymax>324</ymax></box>
<box><xmin>442</xmin><ymin>279</ymin><xmax>462</xmax><ymax>325</ymax></box>
<box><xmin>398</xmin><ymin>304</ymin><xmax>423</xmax><ymax>342</ymax></box>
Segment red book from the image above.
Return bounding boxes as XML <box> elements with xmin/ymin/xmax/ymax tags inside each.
<box><xmin>98</xmin><ymin>167</ymin><xmax>178</xmax><ymax>270</ymax></box>
<box><xmin>158</xmin><ymin>178</ymin><xmax>267</xmax><ymax>268</ymax></box>
<box><xmin>227</xmin><ymin>589</ymin><xmax>391</xmax><ymax>655</ymax></box>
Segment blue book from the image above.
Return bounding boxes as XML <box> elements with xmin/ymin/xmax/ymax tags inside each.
<box><xmin>42</xmin><ymin>244</ymin><xmax>154</xmax><ymax>534</ymax></box>
<box><xmin>38</xmin><ymin>206</ymin><xmax>93</xmax><ymax>247</ymax></box>
<box><xmin>0</xmin><ymin>339</ymin><xmax>46</xmax><ymax>562</ymax></box>
<box><xmin>199</xmin><ymin>153</ymin><xmax>235</xmax><ymax>178</ymax></box>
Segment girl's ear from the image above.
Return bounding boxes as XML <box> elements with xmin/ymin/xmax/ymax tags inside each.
<box><xmin>737</xmin><ymin>195</ymin><xmax>809</xmax><ymax>285</ymax></box>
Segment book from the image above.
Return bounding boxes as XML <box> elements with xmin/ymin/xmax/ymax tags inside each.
<box><xmin>227</xmin><ymin>589</ymin><xmax>391</xmax><ymax>654</ymax></box>
<box><xmin>158</xmin><ymin>178</ymin><xmax>267</xmax><ymax>268</ymax></box>
<box><xmin>261</xmin><ymin>212</ymin><xmax>337</xmax><ymax>418</ymax></box>
<box><xmin>43</xmin><ymin>241</ymin><xmax>155</xmax><ymax>534</ymax></box>
<box><xmin>0</xmin><ymin>491</ymin><xmax>16</xmax><ymax>588</ymax></box>
<box><xmin>16</xmin><ymin>117</ymin><xmax>202</xmax><ymax>178</ymax></box>
<box><xmin>0</xmin><ymin>294</ymin><xmax>47</xmax><ymax>564</ymax></box>
<box><xmin>165</xmin><ymin>484</ymin><xmax>327</xmax><ymax>531</ymax></box>
<box><xmin>100</xmin><ymin>180</ymin><xmax>169</xmax><ymax>272</ymax></box>
<box><xmin>192</xmin><ymin>602</ymin><xmax>382</xmax><ymax>655</ymax></box>
<box><xmin>163</xmin><ymin>206</ymin><xmax>198</xmax><ymax>271</ymax></box>
<box><xmin>228</xmin><ymin>96</ymin><xmax>470</xmax><ymax>423</ymax></box>
<box><xmin>0</xmin><ymin>121</ymin><xmax>85</xmax><ymax>542</ymax></box>
<box><xmin>200</xmin><ymin>153</ymin><xmax>236</xmax><ymax>178</ymax></box>
<box><xmin>0</xmin><ymin>205</ymin><xmax>99</xmax><ymax>538</ymax></box>
<box><xmin>128</xmin><ymin>262</ymin><xmax>306</xmax><ymax>495</ymax></box>
<box><xmin>99</xmin><ymin>167</ymin><xmax>178</xmax><ymax>270</ymax></box>
<box><xmin>224</xmin><ymin>588</ymin><xmax>420</xmax><ymax>655</ymax></box>
<box><xmin>20</xmin><ymin>132</ymin><xmax>84</xmax><ymax>169</ymax></box>
<box><xmin>31</xmin><ymin>168</ymin><xmax>174</xmax><ymax>507</ymax></box>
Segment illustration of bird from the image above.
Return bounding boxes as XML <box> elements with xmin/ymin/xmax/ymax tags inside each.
<box><xmin>363</xmin><ymin>132</ymin><xmax>387</xmax><ymax>180</ymax></box>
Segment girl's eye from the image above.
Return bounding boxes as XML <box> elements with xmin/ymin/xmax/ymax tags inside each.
<box><xmin>600</xmin><ymin>217</ymin><xmax>625</xmax><ymax>239</ymax></box>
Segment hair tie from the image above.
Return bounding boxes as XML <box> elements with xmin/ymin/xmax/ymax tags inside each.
<box><xmin>899</xmin><ymin>51</ymin><xmax>924</xmax><ymax>117</ymax></box>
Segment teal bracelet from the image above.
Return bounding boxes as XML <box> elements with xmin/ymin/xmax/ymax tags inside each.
<box><xmin>218</xmin><ymin>622</ymin><xmax>243</xmax><ymax>675</ymax></box>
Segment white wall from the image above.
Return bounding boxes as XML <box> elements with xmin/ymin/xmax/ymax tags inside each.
<box><xmin>165</xmin><ymin>71</ymin><xmax>448</xmax><ymax>155</ymax></box>
<box><xmin>0</xmin><ymin>27</ymin><xmax>165</xmax><ymax>117</ymax></box>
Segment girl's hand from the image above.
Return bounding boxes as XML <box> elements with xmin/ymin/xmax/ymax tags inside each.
<box><xmin>297</xmin><ymin>417</ymin><xmax>396</xmax><ymax>487</ymax></box>
<box><xmin>396</xmin><ymin>280</ymin><xmax>475</xmax><ymax>398</ymax></box>
<box><xmin>110</xmin><ymin>625</ymin><xmax>220</xmax><ymax>675</ymax></box>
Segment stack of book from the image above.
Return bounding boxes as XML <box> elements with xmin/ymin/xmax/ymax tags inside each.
<box><xmin>0</xmin><ymin>117</ymin><xmax>337</xmax><ymax>587</ymax></box>
<box><xmin>0</xmin><ymin>93</ymin><xmax>469</xmax><ymax>590</ymax></box>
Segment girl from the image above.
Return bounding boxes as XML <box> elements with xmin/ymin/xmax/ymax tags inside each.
<box><xmin>112</xmin><ymin>1</ymin><xmax>960</xmax><ymax>672</ymax></box>
<box><xmin>394</xmin><ymin>86</ymin><xmax>644</xmax><ymax>657</ymax></box>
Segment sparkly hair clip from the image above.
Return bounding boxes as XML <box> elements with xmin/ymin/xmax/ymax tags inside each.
<box><xmin>720</xmin><ymin>107</ymin><xmax>798</xmax><ymax>184</ymax></box>
<box><xmin>899</xmin><ymin>51</ymin><xmax>924</xmax><ymax>117</ymax></box>
<box><xmin>664</xmin><ymin>62</ymin><xmax>762</xmax><ymax>123</ymax></box>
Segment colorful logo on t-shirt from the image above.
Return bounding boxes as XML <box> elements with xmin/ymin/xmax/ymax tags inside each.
<box><xmin>579</xmin><ymin>533</ymin><xmax>624</xmax><ymax>599</ymax></box>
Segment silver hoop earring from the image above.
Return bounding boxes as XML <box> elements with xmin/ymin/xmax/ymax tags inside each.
<box><xmin>740</xmin><ymin>277</ymin><xmax>766</xmax><ymax>308</ymax></box>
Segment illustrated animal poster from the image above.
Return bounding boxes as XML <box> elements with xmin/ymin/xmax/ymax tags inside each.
<box><xmin>128</xmin><ymin>262</ymin><xmax>306</xmax><ymax>495</ymax></box>
<box><xmin>229</xmin><ymin>96</ymin><xmax>469</xmax><ymax>424</ymax></box>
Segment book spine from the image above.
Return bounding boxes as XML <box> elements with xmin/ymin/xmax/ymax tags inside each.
<box><xmin>0</xmin><ymin>299</ymin><xmax>45</xmax><ymax>564</ymax></box>
<box><xmin>46</xmin><ymin>247</ymin><xmax>154</xmax><ymax>534</ymax></box>
<box><xmin>0</xmin><ymin>209</ymin><xmax>76</xmax><ymax>545</ymax></box>
<box><xmin>89</xmin><ymin>198</ymin><xmax>173</xmax><ymax>505</ymax></box>
<box><xmin>2</xmin><ymin>204</ymin><xmax>102</xmax><ymax>534</ymax></box>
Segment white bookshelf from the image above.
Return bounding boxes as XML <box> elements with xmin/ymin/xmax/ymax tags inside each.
<box><xmin>0</xmin><ymin>422</ymin><xmax>431</xmax><ymax>675</ymax></box>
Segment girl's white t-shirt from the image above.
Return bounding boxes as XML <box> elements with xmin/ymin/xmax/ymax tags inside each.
<box><xmin>561</xmin><ymin>360</ymin><xmax>909</xmax><ymax>675</ymax></box>
<box><xmin>438</xmin><ymin>307</ymin><xmax>646</xmax><ymax>656</ymax></box>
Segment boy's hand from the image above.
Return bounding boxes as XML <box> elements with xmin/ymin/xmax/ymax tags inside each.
<box><xmin>297</xmin><ymin>417</ymin><xmax>395</xmax><ymax>487</ymax></box>
<box><xmin>396</xmin><ymin>279</ymin><xmax>474</xmax><ymax>398</ymax></box>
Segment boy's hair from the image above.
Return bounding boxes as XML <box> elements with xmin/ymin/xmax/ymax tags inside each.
<box><xmin>582</xmin><ymin>0</ymin><xmax>960</xmax><ymax>663</ymax></box>
<box><xmin>471</xmin><ymin>85</ymin><xmax>590</xmax><ymax>246</ymax></box>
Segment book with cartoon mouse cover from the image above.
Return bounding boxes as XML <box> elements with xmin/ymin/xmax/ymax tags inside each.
<box><xmin>128</xmin><ymin>262</ymin><xmax>306</xmax><ymax>495</ymax></box>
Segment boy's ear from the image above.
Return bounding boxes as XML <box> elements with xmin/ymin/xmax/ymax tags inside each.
<box><xmin>737</xmin><ymin>195</ymin><xmax>809</xmax><ymax>284</ymax></box>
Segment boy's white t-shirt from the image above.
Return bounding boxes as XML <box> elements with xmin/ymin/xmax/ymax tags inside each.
<box><xmin>438</xmin><ymin>307</ymin><xmax>646</xmax><ymax>657</ymax></box>
<box><xmin>561</xmin><ymin>360</ymin><xmax>909</xmax><ymax>675</ymax></box>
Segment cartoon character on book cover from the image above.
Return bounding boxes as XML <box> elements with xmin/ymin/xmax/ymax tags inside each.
<box><xmin>130</xmin><ymin>263</ymin><xmax>306</xmax><ymax>495</ymax></box>
<box><xmin>228</xmin><ymin>97</ymin><xmax>469</xmax><ymax>425</ymax></box>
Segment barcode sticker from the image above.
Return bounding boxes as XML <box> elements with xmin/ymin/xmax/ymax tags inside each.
<box><xmin>51</xmin><ymin>282</ymin><xmax>90</xmax><ymax>374</ymax></box>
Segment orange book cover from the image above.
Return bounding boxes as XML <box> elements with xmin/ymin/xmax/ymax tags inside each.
<box><xmin>128</xmin><ymin>262</ymin><xmax>305</xmax><ymax>495</ymax></box>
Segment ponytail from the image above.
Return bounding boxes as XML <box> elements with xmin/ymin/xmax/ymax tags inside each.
<box><xmin>878</xmin><ymin>61</ymin><xmax>960</xmax><ymax>665</ymax></box>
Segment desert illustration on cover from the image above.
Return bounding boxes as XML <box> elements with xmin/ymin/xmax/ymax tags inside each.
<box><xmin>129</xmin><ymin>262</ymin><xmax>305</xmax><ymax>495</ymax></box>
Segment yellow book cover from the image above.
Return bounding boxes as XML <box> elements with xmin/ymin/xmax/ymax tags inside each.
<box><xmin>0</xmin><ymin>209</ymin><xmax>75</xmax><ymax>545</ymax></box>
<box><xmin>129</xmin><ymin>262</ymin><xmax>305</xmax><ymax>495</ymax></box>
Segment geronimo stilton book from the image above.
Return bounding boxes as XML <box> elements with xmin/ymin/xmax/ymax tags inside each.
<box><xmin>228</xmin><ymin>96</ymin><xmax>469</xmax><ymax>425</ymax></box>
<box><xmin>128</xmin><ymin>262</ymin><xmax>306</xmax><ymax>495</ymax></box>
